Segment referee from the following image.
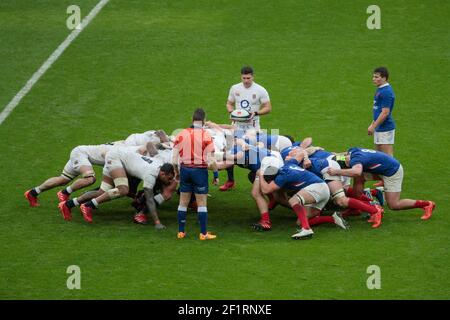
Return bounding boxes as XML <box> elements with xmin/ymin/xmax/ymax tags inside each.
<box><xmin>172</xmin><ymin>108</ymin><xmax>218</xmax><ymax>240</ymax></box>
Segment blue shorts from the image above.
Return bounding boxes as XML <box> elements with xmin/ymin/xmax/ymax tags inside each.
<box><xmin>179</xmin><ymin>166</ymin><xmax>209</xmax><ymax>194</ymax></box>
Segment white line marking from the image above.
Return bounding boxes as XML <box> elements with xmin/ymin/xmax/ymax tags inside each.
<box><xmin>0</xmin><ymin>0</ymin><xmax>110</xmax><ymax>125</ymax></box>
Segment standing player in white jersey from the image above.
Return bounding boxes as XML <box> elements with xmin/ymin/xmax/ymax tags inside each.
<box><xmin>24</xmin><ymin>144</ymin><xmax>114</xmax><ymax>207</ymax></box>
<box><xmin>220</xmin><ymin>66</ymin><xmax>272</xmax><ymax>191</ymax></box>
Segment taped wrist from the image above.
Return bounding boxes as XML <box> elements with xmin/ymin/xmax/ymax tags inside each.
<box><xmin>154</xmin><ymin>193</ymin><xmax>165</xmax><ymax>205</ymax></box>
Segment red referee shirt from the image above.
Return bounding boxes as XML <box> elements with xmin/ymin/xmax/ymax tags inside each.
<box><xmin>173</xmin><ymin>127</ymin><xmax>214</xmax><ymax>168</ymax></box>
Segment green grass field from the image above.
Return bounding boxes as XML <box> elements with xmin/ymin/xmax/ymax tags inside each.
<box><xmin>0</xmin><ymin>0</ymin><xmax>449</xmax><ymax>299</ymax></box>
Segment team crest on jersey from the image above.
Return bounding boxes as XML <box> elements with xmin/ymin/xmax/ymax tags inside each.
<box><xmin>240</xmin><ymin>100</ymin><xmax>250</xmax><ymax>110</ymax></box>
<box><xmin>252</xmin><ymin>94</ymin><xmax>256</xmax><ymax>99</ymax></box>
<box><xmin>74</xmin><ymin>161</ymin><xmax>78</xmax><ymax>165</ymax></box>
<box><xmin>235</xmin><ymin>92</ymin><xmax>240</xmax><ymax>96</ymax></box>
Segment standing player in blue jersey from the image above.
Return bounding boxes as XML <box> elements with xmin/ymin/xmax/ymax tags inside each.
<box><xmin>328</xmin><ymin>148</ymin><xmax>435</xmax><ymax>226</ymax></box>
<box><xmin>368</xmin><ymin>67</ymin><xmax>396</xmax><ymax>156</ymax></box>
<box><xmin>259</xmin><ymin>156</ymin><xmax>331</xmax><ymax>240</ymax></box>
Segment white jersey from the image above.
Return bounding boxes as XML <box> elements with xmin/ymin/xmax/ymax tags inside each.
<box><xmin>228</xmin><ymin>82</ymin><xmax>270</xmax><ymax>130</ymax></box>
<box><xmin>104</xmin><ymin>147</ymin><xmax>160</xmax><ymax>189</ymax></box>
<box><xmin>62</xmin><ymin>144</ymin><xmax>115</xmax><ymax>179</ymax></box>
<box><xmin>124</xmin><ymin>130</ymin><xmax>160</xmax><ymax>147</ymax></box>
<box><xmin>152</xmin><ymin>148</ymin><xmax>173</xmax><ymax>166</ymax></box>
<box><xmin>205</xmin><ymin>128</ymin><xmax>227</xmax><ymax>152</ymax></box>
<box><xmin>74</xmin><ymin>145</ymin><xmax>114</xmax><ymax>165</ymax></box>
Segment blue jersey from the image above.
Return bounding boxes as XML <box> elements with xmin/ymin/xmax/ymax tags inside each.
<box><xmin>373</xmin><ymin>84</ymin><xmax>395</xmax><ymax>132</ymax></box>
<box><xmin>309</xmin><ymin>149</ymin><xmax>333</xmax><ymax>159</ymax></box>
<box><xmin>274</xmin><ymin>164</ymin><xmax>324</xmax><ymax>191</ymax></box>
<box><xmin>254</xmin><ymin>133</ymin><xmax>278</xmax><ymax>149</ymax></box>
<box><xmin>306</xmin><ymin>158</ymin><xmax>330</xmax><ymax>180</ymax></box>
<box><xmin>348</xmin><ymin>148</ymin><xmax>400</xmax><ymax>177</ymax></box>
<box><xmin>281</xmin><ymin>141</ymin><xmax>302</xmax><ymax>160</ymax></box>
<box><xmin>231</xmin><ymin>144</ymin><xmax>271</xmax><ymax>172</ymax></box>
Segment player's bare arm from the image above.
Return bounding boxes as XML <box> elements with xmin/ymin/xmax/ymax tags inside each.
<box><xmin>145</xmin><ymin>142</ymin><xmax>159</xmax><ymax>157</ymax></box>
<box><xmin>300</xmin><ymin>137</ymin><xmax>313</xmax><ymax>148</ymax></box>
<box><xmin>226</xmin><ymin>100</ymin><xmax>235</xmax><ymax>113</ymax></box>
<box><xmin>368</xmin><ymin>107</ymin><xmax>390</xmax><ymax>135</ymax></box>
<box><xmin>259</xmin><ymin>173</ymin><xmax>280</xmax><ymax>194</ymax></box>
<box><xmin>328</xmin><ymin>164</ymin><xmax>363</xmax><ymax>177</ymax></box>
<box><xmin>257</xmin><ymin>101</ymin><xmax>272</xmax><ymax>115</ymax></box>
<box><xmin>144</xmin><ymin>187</ymin><xmax>165</xmax><ymax>229</ymax></box>
<box><xmin>171</xmin><ymin>147</ymin><xmax>180</xmax><ymax>180</ymax></box>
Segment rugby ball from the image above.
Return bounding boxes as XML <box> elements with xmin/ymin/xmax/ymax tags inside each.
<box><xmin>230</xmin><ymin>109</ymin><xmax>252</xmax><ymax>122</ymax></box>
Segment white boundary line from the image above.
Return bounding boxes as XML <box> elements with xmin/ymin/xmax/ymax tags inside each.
<box><xmin>0</xmin><ymin>0</ymin><xmax>110</xmax><ymax>125</ymax></box>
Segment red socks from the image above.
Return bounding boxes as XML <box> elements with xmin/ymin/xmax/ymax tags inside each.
<box><xmin>413</xmin><ymin>200</ymin><xmax>430</xmax><ymax>208</ymax></box>
<box><xmin>348</xmin><ymin>198</ymin><xmax>378</xmax><ymax>214</ymax></box>
<box><xmin>346</xmin><ymin>187</ymin><xmax>372</xmax><ymax>203</ymax></box>
<box><xmin>309</xmin><ymin>216</ymin><xmax>334</xmax><ymax>226</ymax></box>
<box><xmin>261</xmin><ymin>212</ymin><xmax>270</xmax><ymax>222</ymax></box>
<box><xmin>292</xmin><ymin>204</ymin><xmax>310</xmax><ymax>229</ymax></box>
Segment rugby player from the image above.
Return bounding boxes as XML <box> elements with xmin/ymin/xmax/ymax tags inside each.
<box><xmin>216</xmin><ymin>138</ymin><xmax>281</xmax><ymax>231</ymax></box>
<box><xmin>328</xmin><ymin>148</ymin><xmax>435</xmax><ymax>225</ymax></box>
<box><xmin>24</xmin><ymin>144</ymin><xmax>113</xmax><ymax>207</ymax></box>
<box><xmin>259</xmin><ymin>156</ymin><xmax>334</xmax><ymax>240</ymax></box>
<box><xmin>221</xmin><ymin>66</ymin><xmax>272</xmax><ymax>191</ymax></box>
<box><xmin>66</xmin><ymin>146</ymin><xmax>174</xmax><ymax>228</ymax></box>
<box><xmin>291</xmin><ymin>150</ymin><xmax>384</xmax><ymax>228</ymax></box>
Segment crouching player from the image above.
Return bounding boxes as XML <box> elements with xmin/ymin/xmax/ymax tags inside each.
<box><xmin>259</xmin><ymin>156</ymin><xmax>331</xmax><ymax>240</ymax></box>
<box><xmin>173</xmin><ymin>108</ymin><xmax>218</xmax><ymax>240</ymax></box>
<box><xmin>24</xmin><ymin>144</ymin><xmax>113</xmax><ymax>207</ymax></box>
<box><xmin>328</xmin><ymin>148</ymin><xmax>435</xmax><ymax>225</ymax></box>
<box><xmin>61</xmin><ymin>146</ymin><xmax>174</xmax><ymax>228</ymax></box>
<box><xmin>216</xmin><ymin>138</ymin><xmax>280</xmax><ymax>231</ymax></box>
<box><xmin>291</xmin><ymin>149</ymin><xmax>384</xmax><ymax>228</ymax></box>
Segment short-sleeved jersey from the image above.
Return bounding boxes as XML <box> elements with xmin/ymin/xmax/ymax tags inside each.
<box><xmin>281</xmin><ymin>144</ymin><xmax>301</xmax><ymax>161</ymax></box>
<box><xmin>124</xmin><ymin>130</ymin><xmax>160</xmax><ymax>146</ymax></box>
<box><xmin>228</xmin><ymin>82</ymin><xmax>270</xmax><ymax>129</ymax></box>
<box><xmin>274</xmin><ymin>164</ymin><xmax>324</xmax><ymax>191</ymax></box>
<box><xmin>280</xmin><ymin>141</ymin><xmax>332</xmax><ymax>161</ymax></box>
<box><xmin>205</xmin><ymin>128</ymin><xmax>227</xmax><ymax>152</ymax></box>
<box><xmin>152</xmin><ymin>148</ymin><xmax>173</xmax><ymax>166</ymax></box>
<box><xmin>117</xmin><ymin>148</ymin><xmax>161</xmax><ymax>189</ymax></box>
<box><xmin>309</xmin><ymin>149</ymin><xmax>333</xmax><ymax>160</ymax></box>
<box><xmin>230</xmin><ymin>144</ymin><xmax>271</xmax><ymax>172</ymax></box>
<box><xmin>74</xmin><ymin>145</ymin><xmax>114</xmax><ymax>165</ymax></box>
<box><xmin>248</xmin><ymin>133</ymin><xmax>278</xmax><ymax>150</ymax></box>
<box><xmin>348</xmin><ymin>147</ymin><xmax>400</xmax><ymax>177</ymax></box>
<box><xmin>174</xmin><ymin>127</ymin><xmax>214</xmax><ymax>168</ymax></box>
<box><xmin>373</xmin><ymin>83</ymin><xmax>396</xmax><ymax>132</ymax></box>
<box><xmin>305</xmin><ymin>158</ymin><xmax>330</xmax><ymax>180</ymax></box>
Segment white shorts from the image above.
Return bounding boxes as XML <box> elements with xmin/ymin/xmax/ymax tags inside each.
<box><xmin>61</xmin><ymin>147</ymin><xmax>94</xmax><ymax>179</ymax></box>
<box><xmin>374</xmin><ymin>129</ymin><xmax>395</xmax><ymax>145</ymax></box>
<box><xmin>302</xmin><ymin>183</ymin><xmax>330</xmax><ymax>210</ymax></box>
<box><xmin>321</xmin><ymin>159</ymin><xmax>342</xmax><ymax>182</ymax></box>
<box><xmin>102</xmin><ymin>149</ymin><xmax>124</xmax><ymax>177</ymax></box>
<box><xmin>382</xmin><ymin>165</ymin><xmax>403</xmax><ymax>193</ymax></box>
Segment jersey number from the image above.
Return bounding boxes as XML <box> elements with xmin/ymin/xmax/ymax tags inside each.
<box><xmin>141</xmin><ymin>156</ymin><xmax>153</xmax><ymax>164</ymax></box>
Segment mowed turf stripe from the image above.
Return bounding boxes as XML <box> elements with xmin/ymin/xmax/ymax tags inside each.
<box><xmin>0</xmin><ymin>0</ymin><xmax>110</xmax><ymax>126</ymax></box>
